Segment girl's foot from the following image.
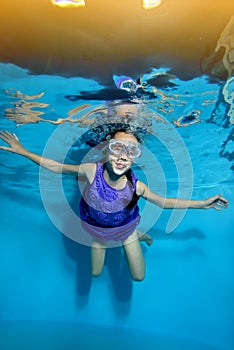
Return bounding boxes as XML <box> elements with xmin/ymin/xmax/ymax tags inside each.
<box><xmin>137</xmin><ymin>230</ymin><xmax>153</xmax><ymax>246</ymax></box>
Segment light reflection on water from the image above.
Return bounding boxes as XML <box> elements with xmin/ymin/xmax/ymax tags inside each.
<box><xmin>0</xmin><ymin>65</ymin><xmax>233</xmax><ymax>190</ymax></box>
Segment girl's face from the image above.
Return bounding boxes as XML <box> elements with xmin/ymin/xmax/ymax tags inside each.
<box><xmin>106</xmin><ymin>131</ymin><xmax>140</xmax><ymax>176</ymax></box>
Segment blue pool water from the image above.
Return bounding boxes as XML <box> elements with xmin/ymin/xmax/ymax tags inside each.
<box><xmin>0</xmin><ymin>63</ymin><xmax>233</xmax><ymax>350</ymax></box>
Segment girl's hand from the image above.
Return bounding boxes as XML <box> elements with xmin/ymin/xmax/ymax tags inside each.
<box><xmin>203</xmin><ymin>194</ymin><xmax>228</xmax><ymax>211</ymax></box>
<box><xmin>0</xmin><ymin>130</ymin><xmax>25</xmax><ymax>154</ymax></box>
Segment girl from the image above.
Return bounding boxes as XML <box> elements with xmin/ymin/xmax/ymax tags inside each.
<box><xmin>0</xmin><ymin>129</ymin><xmax>228</xmax><ymax>281</ymax></box>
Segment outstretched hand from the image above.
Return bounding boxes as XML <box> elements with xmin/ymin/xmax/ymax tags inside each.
<box><xmin>203</xmin><ymin>194</ymin><xmax>228</xmax><ymax>211</ymax></box>
<box><xmin>0</xmin><ymin>130</ymin><xmax>25</xmax><ymax>154</ymax></box>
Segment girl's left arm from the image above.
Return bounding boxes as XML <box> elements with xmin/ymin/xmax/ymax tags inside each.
<box><xmin>136</xmin><ymin>181</ymin><xmax>228</xmax><ymax>211</ymax></box>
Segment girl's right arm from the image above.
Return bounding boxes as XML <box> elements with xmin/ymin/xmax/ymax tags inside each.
<box><xmin>137</xmin><ymin>181</ymin><xmax>228</xmax><ymax>211</ymax></box>
<box><xmin>0</xmin><ymin>130</ymin><xmax>93</xmax><ymax>177</ymax></box>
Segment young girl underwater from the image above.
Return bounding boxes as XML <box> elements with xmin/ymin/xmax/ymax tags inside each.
<box><xmin>0</xmin><ymin>124</ymin><xmax>228</xmax><ymax>282</ymax></box>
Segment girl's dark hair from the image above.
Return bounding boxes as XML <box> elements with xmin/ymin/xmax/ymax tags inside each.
<box><xmin>107</xmin><ymin>125</ymin><xmax>143</xmax><ymax>143</ymax></box>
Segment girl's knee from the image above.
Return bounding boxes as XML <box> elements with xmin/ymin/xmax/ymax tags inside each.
<box><xmin>91</xmin><ymin>265</ymin><xmax>104</xmax><ymax>277</ymax></box>
<box><xmin>131</xmin><ymin>270</ymin><xmax>145</xmax><ymax>282</ymax></box>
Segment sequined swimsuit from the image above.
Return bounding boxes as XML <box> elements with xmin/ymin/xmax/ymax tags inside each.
<box><xmin>79</xmin><ymin>163</ymin><xmax>140</xmax><ymax>241</ymax></box>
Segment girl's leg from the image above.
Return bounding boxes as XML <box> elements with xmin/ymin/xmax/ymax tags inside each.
<box><xmin>123</xmin><ymin>230</ymin><xmax>146</xmax><ymax>282</ymax></box>
<box><xmin>91</xmin><ymin>240</ymin><xmax>107</xmax><ymax>277</ymax></box>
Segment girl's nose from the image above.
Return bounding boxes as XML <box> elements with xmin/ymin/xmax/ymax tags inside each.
<box><xmin>118</xmin><ymin>153</ymin><xmax>128</xmax><ymax>161</ymax></box>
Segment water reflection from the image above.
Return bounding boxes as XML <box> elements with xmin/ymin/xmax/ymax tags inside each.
<box><xmin>2</xmin><ymin>68</ymin><xmax>233</xmax><ymax>169</ymax></box>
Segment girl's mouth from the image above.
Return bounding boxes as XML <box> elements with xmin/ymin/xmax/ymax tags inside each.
<box><xmin>114</xmin><ymin>160</ymin><xmax>129</xmax><ymax>170</ymax></box>
<box><xmin>115</xmin><ymin>162</ymin><xmax>125</xmax><ymax>170</ymax></box>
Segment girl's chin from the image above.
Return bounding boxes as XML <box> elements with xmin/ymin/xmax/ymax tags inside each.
<box><xmin>112</xmin><ymin>162</ymin><xmax>130</xmax><ymax>174</ymax></box>
<box><xmin>106</xmin><ymin>158</ymin><xmax>132</xmax><ymax>175</ymax></box>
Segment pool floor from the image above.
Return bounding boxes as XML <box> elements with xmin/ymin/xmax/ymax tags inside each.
<box><xmin>0</xmin><ymin>321</ymin><xmax>223</xmax><ymax>350</ymax></box>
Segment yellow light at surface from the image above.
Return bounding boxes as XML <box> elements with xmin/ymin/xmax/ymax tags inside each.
<box><xmin>141</xmin><ymin>0</ymin><xmax>162</xmax><ymax>9</ymax></box>
<box><xmin>49</xmin><ymin>0</ymin><xmax>85</xmax><ymax>8</ymax></box>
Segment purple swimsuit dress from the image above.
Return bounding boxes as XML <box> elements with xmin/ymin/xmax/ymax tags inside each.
<box><xmin>79</xmin><ymin>163</ymin><xmax>140</xmax><ymax>242</ymax></box>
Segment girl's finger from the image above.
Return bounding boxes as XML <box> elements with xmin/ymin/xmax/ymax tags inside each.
<box><xmin>13</xmin><ymin>133</ymin><xmax>19</xmax><ymax>141</ymax></box>
<box><xmin>0</xmin><ymin>146</ymin><xmax>10</xmax><ymax>151</ymax></box>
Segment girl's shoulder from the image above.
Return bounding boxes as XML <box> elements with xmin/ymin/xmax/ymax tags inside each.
<box><xmin>136</xmin><ymin>180</ymin><xmax>148</xmax><ymax>197</ymax></box>
<box><xmin>79</xmin><ymin>163</ymin><xmax>97</xmax><ymax>184</ymax></box>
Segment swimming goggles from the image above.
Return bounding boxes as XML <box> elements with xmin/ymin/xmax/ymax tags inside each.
<box><xmin>119</xmin><ymin>79</ymin><xmax>138</xmax><ymax>93</ymax></box>
<box><xmin>108</xmin><ymin>139</ymin><xmax>141</xmax><ymax>159</ymax></box>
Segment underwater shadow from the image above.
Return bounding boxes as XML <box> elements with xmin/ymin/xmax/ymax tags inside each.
<box><xmin>61</xmin><ymin>235</ymin><xmax>92</xmax><ymax>307</ymax></box>
<box><xmin>149</xmin><ymin>227</ymin><xmax>207</xmax><ymax>241</ymax></box>
<box><xmin>144</xmin><ymin>227</ymin><xmax>208</xmax><ymax>260</ymax></box>
<box><xmin>105</xmin><ymin>247</ymin><xmax>133</xmax><ymax>303</ymax></box>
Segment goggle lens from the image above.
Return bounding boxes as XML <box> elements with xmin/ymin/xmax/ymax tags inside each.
<box><xmin>108</xmin><ymin>139</ymin><xmax>141</xmax><ymax>159</ymax></box>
